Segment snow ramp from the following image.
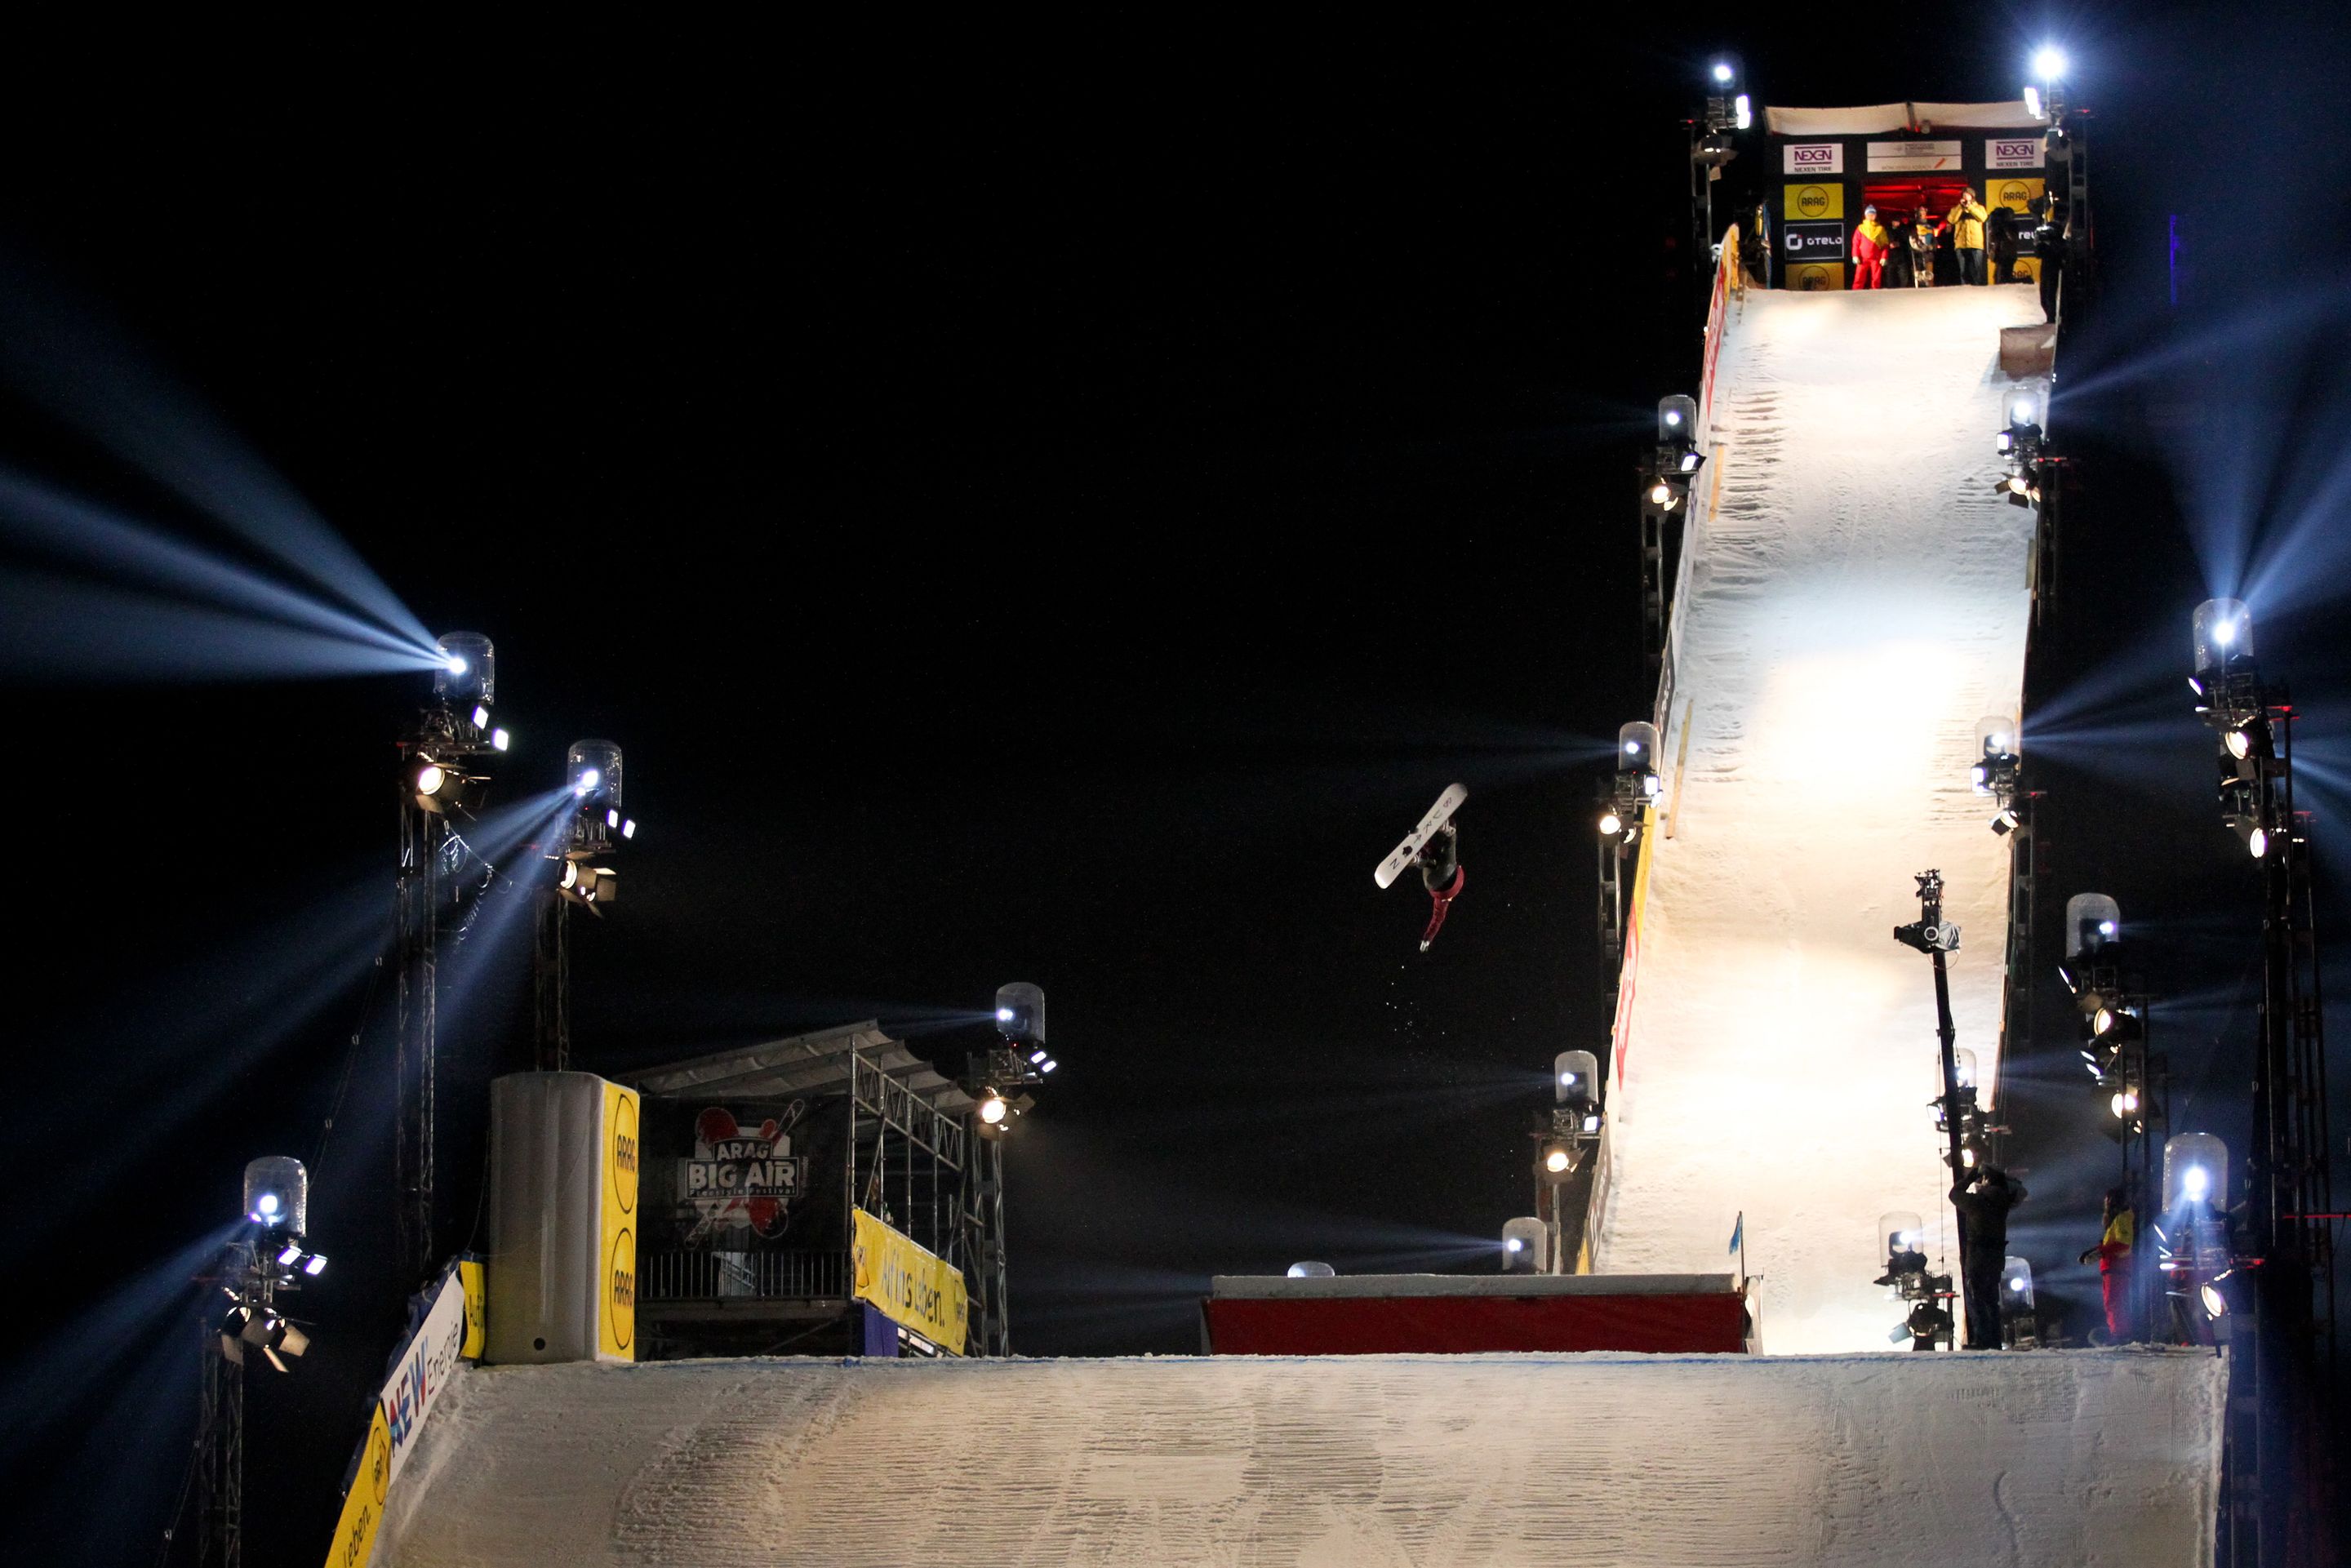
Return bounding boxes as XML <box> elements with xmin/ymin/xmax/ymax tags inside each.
<box><xmin>1599</xmin><ymin>283</ymin><xmax>2050</xmax><ymax>1353</ymax></box>
<box><xmin>377</xmin><ymin>1350</ymin><xmax>2220</xmax><ymax>1567</ymax></box>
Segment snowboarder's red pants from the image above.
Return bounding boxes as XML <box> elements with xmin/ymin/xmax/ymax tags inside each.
<box><xmin>1853</xmin><ymin>257</ymin><xmax>1884</xmax><ymax>290</ymax></box>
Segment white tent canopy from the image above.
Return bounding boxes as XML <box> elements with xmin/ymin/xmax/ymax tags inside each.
<box><xmin>1765</xmin><ymin>102</ymin><xmax>2048</xmax><ymax>135</ymax></box>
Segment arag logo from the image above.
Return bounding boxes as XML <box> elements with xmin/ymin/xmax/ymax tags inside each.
<box><xmin>610</xmin><ymin>1091</ymin><xmax>638</xmax><ymax>1215</ymax></box>
<box><xmin>1796</xmin><ymin>185</ymin><xmax>1830</xmax><ymax>218</ymax></box>
<box><xmin>1798</xmin><ymin>264</ymin><xmax>1839</xmax><ymax>292</ymax></box>
<box><xmin>607</xmin><ymin>1227</ymin><xmax>636</xmax><ymax>1351</ymax></box>
<box><xmin>2000</xmin><ymin>181</ymin><xmax>2032</xmax><ymax>209</ymax></box>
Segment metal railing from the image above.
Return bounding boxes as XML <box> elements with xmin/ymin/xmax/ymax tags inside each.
<box><xmin>639</xmin><ymin>1249</ymin><xmax>850</xmax><ymax>1302</ymax></box>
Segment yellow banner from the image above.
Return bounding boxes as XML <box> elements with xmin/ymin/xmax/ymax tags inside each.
<box><xmin>457</xmin><ymin>1259</ymin><xmax>486</xmax><ymax>1360</ymax></box>
<box><xmin>852</xmin><ymin>1208</ymin><xmax>969</xmax><ymax>1355</ymax></box>
<box><xmin>1986</xmin><ymin>176</ymin><xmax>2044</xmax><ymax>215</ymax></box>
<box><xmin>599</xmin><ymin>1081</ymin><xmax>639</xmax><ymax>1361</ymax></box>
<box><xmin>321</xmin><ymin>1406</ymin><xmax>390</xmax><ymax>1568</ymax></box>
<box><xmin>1791</xmin><ymin>261</ymin><xmax>1846</xmax><ymax>292</ymax></box>
<box><xmin>1784</xmin><ymin>182</ymin><xmax>1842</xmax><ymax>221</ymax></box>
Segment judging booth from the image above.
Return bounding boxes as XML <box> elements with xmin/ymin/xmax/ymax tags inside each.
<box><xmin>1767</xmin><ymin>101</ymin><xmax>2052</xmax><ymax>291</ymax></box>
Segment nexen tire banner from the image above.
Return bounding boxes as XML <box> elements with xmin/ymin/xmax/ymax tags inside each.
<box><xmin>1782</xmin><ymin>143</ymin><xmax>1842</xmax><ymax>176</ymax></box>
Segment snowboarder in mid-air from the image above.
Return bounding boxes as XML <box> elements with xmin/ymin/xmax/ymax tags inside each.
<box><xmin>1374</xmin><ymin>783</ymin><xmax>1469</xmax><ymax>953</ymax></box>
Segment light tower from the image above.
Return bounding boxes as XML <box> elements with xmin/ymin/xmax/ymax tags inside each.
<box><xmin>194</xmin><ymin>1157</ymin><xmax>328</xmax><ymax>1568</ymax></box>
<box><xmin>393</xmin><ymin>632</ymin><xmax>508</xmax><ymax>1282</ymax></box>
<box><xmin>535</xmin><ymin>740</ymin><xmax>638</xmax><ymax>1070</ymax></box>
<box><xmin>2189</xmin><ymin>600</ymin><xmax>2333</xmax><ymax>1566</ymax></box>
<box><xmin>963</xmin><ymin>982</ymin><xmax>1052</xmax><ymax>1356</ymax></box>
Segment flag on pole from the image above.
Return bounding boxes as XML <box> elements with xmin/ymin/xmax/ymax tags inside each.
<box><xmin>1727</xmin><ymin>1211</ymin><xmax>1744</xmax><ymax>1255</ymax></box>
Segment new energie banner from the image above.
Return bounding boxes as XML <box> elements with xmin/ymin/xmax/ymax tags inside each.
<box><xmin>851</xmin><ymin>1207</ymin><xmax>968</xmax><ymax>1354</ymax></box>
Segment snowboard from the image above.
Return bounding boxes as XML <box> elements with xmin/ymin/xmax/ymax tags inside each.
<box><xmin>1374</xmin><ymin>783</ymin><xmax>1468</xmax><ymax>889</ymax></box>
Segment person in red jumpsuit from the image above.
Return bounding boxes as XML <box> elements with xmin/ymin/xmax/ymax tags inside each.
<box><xmin>1851</xmin><ymin>205</ymin><xmax>1890</xmax><ymax>290</ymax></box>
<box><xmin>2078</xmin><ymin>1187</ymin><xmax>2135</xmax><ymax>1342</ymax></box>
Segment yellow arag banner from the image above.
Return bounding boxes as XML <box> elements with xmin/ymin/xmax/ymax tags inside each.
<box><xmin>457</xmin><ymin>1258</ymin><xmax>486</xmax><ymax>1360</ymax></box>
<box><xmin>599</xmin><ymin>1081</ymin><xmax>639</xmax><ymax>1361</ymax></box>
<box><xmin>852</xmin><ymin>1208</ymin><xmax>969</xmax><ymax>1354</ymax></box>
<box><xmin>1784</xmin><ymin>182</ymin><xmax>1842</xmax><ymax>221</ymax></box>
<box><xmin>321</xmin><ymin>1406</ymin><xmax>390</xmax><ymax>1568</ymax></box>
<box><xmin>1791</xmin><ymin>261</ymin><xmax>1846</xmax><ymax>292</ymax></box>
<box><xmin>1986</xmin><ymin>176</ymin><xmax>2044</xmax><ymax>215</ymax></box>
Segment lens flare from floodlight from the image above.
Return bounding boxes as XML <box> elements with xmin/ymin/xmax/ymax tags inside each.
<box><xmin>1544</xmin><ymin>1147</ymin><xmax>1572</xmax><ymax>1174</ymax></box>
<box><xmin>977</xmin><ymin>1094</ymin><xmax>1008</xmax><ymax>1126</ymax></box>
<box><xmin>2033</xmin><ymin>46</ymin><xmax>2068</xmax><ymax>82</ymax></box>
<box><xmin>1598</xmin><ymin>811</ymin><xmax>1623</xmax><ymax>836</ymax></box>
<box><xmin>2200</xmin><ymin>1282</ymin><xmax>2226</xmax><ymax>1318</ymax></box>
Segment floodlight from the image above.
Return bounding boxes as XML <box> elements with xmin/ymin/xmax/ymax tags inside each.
<box><xmin>1554</xmin><ymin>1050</ymin><xmax>1599</xmax><ymax>1106</ymax></box>
<box><xmin>1642</xmin><ymin>773</ymin><xmax>1664</xmax><ymax>797</ymax></box>
<box><xmin>243</xmin><ymin>1156</ymin><xmax>308</xmax><ymax>1236</ymax></box>
<box><xmin>2166</xmin><ymin>1133</ymin><xmax>2226</xmax><ymax>1210</ymax></box>
<box><xmin>1598</xmin><ymin>811</ymin><xmax>1623</xmax><ymax>836</ymax></box>
<box><xmin>1678</xmin><ymin>450</ymin><xmax>1703</xmax><ymax>474</ymax></box>
<box><xmin>491</xmin><ymin>728</ymin><xmax>511</xmax><ymax>752</ymax></box>
<box><xmin>302</xmin><ymin>1254</ymin><xmax>327</xmax><ymax>1277</ymax></box>
<box><xmin>1040</xmin><ymin>1059</ymin><xmax>1058</xmax><ymax>1073</ymax></box>
<box><xmin>1502</xmin><ymin>1216</ymin><xmax>1544</xmax><ymax>1273</ymax></box>
<box><xmin>995</xmin><ymin>981</ymin><xmax>1047</xmax><ymax>1044</ymax></box>
<box><xmin>1542</xmin><ymin>1143</ymin><xmax>1573</xmax><ymax>1175</ymax></box>
<box><xmin>1953</xmin><ymin>1048</ymin><xmax>1978</xmax><ymax>1089</ymax></box>
<box><xmin>471</xmin><ymin>704</ymin><xmax>491</xmax><ymax>728</ymax></box>
<box><xmin>2192</xmin><ymin>599</ymin><xmax>2253</xmax><ymax>674</ymax></box>
<box><xmin>277</xmin><ymin>1244</ymin><xmax>303</xmax><ymax>1266</ymax></box>
<box><xmin>1970</xmin><ymin>764</ymin><xmax>1989</xmax><ymax>790</ymax></box>
<box><xmin>1287</xmin><ymin>1262</ymin><xmax>1335</xmax><ymax>1278</ymax></box>
<box><xmin>1734</xmin><ymin>93</ymin><xmax>1751</xmax><ymax>130</ymax></box>
<box><xmin>2010</xmin><ymin>397</ymin><xmax>2037</xmax><ymax>427</ymax></box>
<box><xmin>1991</xmin><ymin>808</ymin><xmax>2020</xmax><ymax>835</ymax></box>
<box><xmin>414</xmin><ymin>762</ymin><xmax>448</xmax><ymax>797</ymax></box>
<box><xmin>2242</xmin><ymin>821</ymin><xmax>2269</xmax><ymax>859</ymax></box>
<box><xmin>1581</xmin><ymin>1113</ymin><xmax>1601</xmax><ymax>1133</ymax></box>
<box><xmin>2063</xmin><ymin>894</ymin><xmax>2121</xmax><ymax>960</ymax></box>
<box><xmin>2033</xmin><ymin>46</ymin><xmax>2068</xmax><ymax>82</ymax></box>
<box><xmin>567</xmin><ymin>740</ymin><xmax>624</xmax><ymax>808</ymax></box>
<box><xmin>620</xmin><ymin>819</ymin><xmax>637</xmax><ymax>839</ymax></box>
<box><xmin>2183</xmin><ymin>1166</ymin><xmax>2208</xmax><ymax>1199</ymax></box>
<box><xmin>2022</xmin><ymin>85</ymin><xmax>2044</xmax><ymax>120</ymax></box>
<box><xmin>1648</xmin><ymin>480</ymin><xmax>1673</xmax><ymax>506</ymax></box>
<box><xmin>977</xmin><ymin>1091</ymin><xmax>1009</xmax><ymax>1126</ymax></box>
<box><xmin>1657</xmin><ymin>395</ymin><xmax>1698</xmax><ymax>444</ymax></box>
<box><xmin>559</xmin><ymin>862</ymin><xmax>580</xmax><ymax>891</ymax></box>
<box><xmin>1711</xmin><ymin>60</ymin><xmax>1733</xmax><ymax>83</ymax></box>
<box><xmin>2199</xmin><ymin>1282</ymin><xmax>2227</xmax><ymax>1319</ymax></box>
<box><xmin>1029</xmin><ymin>1047</ymin><xmax>1047</xmax><ymax>1064</ymax></box>
<box><xmin>607</xmin><ymin>808</ymin><xmax>620</xmax><ymax>828</ymax></box>
<box><xmin>433</xmin><ymin>632</ymin><xmax>496</xmax><ymax>705</ymax></box>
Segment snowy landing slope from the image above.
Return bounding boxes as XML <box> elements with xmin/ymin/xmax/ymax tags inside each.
<box><xmin>379</xmin><ymin>1350</ymin><xmax>2220</xmax><ymax>1568</ymax></box>
<box><xmin>1598</xmin><ymin>284</ymin><xmax>2049</xmax><ymax>1353</ymax></box>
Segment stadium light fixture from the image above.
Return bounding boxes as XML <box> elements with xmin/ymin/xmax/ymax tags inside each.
<box><xmin>1287</xmin><ymin>1262</ymin><xmax>1335</xmax><ymax>1278</ymax></box>
<box><xmin>2033</xmin><ymin>46</ymin><xmax>2069</xmax><ymax>82</ymax></box>
<box><xmin>1598</xmin><ymin>811</ymin><xmax>1624</xmax><ymax>837</ymax></box>
<box><xmin>977</xmin><ymin>1091</ymin><xmax>1009</xmax><ymax>1126</ymax></box>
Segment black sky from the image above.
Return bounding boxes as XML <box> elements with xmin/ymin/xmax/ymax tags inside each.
<box><xmin>5</xmin><ymin>11</ymin><xmax>2351</xmax><ymax>1562</ymax></box>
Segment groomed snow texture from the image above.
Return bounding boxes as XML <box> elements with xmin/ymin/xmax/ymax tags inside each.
<box><xmin>380</xmin><ymin>1350</ymin><xmax>2221</xmax><ymax>1567</ymax></box>
<box><xmin>1599</xmin><ymin>285</ymin><xmax>2050</xmax><ymax>1353</ymax></box>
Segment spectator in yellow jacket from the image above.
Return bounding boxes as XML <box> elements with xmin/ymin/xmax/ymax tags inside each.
<box><xmin>1944</xmin><ymin>194</ymin><xmax>1989</xmax><ymax>286</ymax></box>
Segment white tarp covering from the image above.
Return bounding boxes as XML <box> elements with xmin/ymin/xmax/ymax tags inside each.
<box><xmin>1599</xmin><ymin>285</ymin><xmax>2051</xmax><ymax>1353</ymax></box>
<box><xmin>1765</xmin><ymin>102</ymin><xmax>2048</xmax><ymax>135</ymax></box>
<box><xmin>377</xmin><ymin>1349</ymin><xmax>2221</xmax><ymax>1566</ymax></box>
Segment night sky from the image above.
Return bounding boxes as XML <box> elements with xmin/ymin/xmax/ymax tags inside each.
<box><xmin>5</xmin><ymin>11</ymin><xmax>2351</xmax><ymax>1562</ymax></box>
